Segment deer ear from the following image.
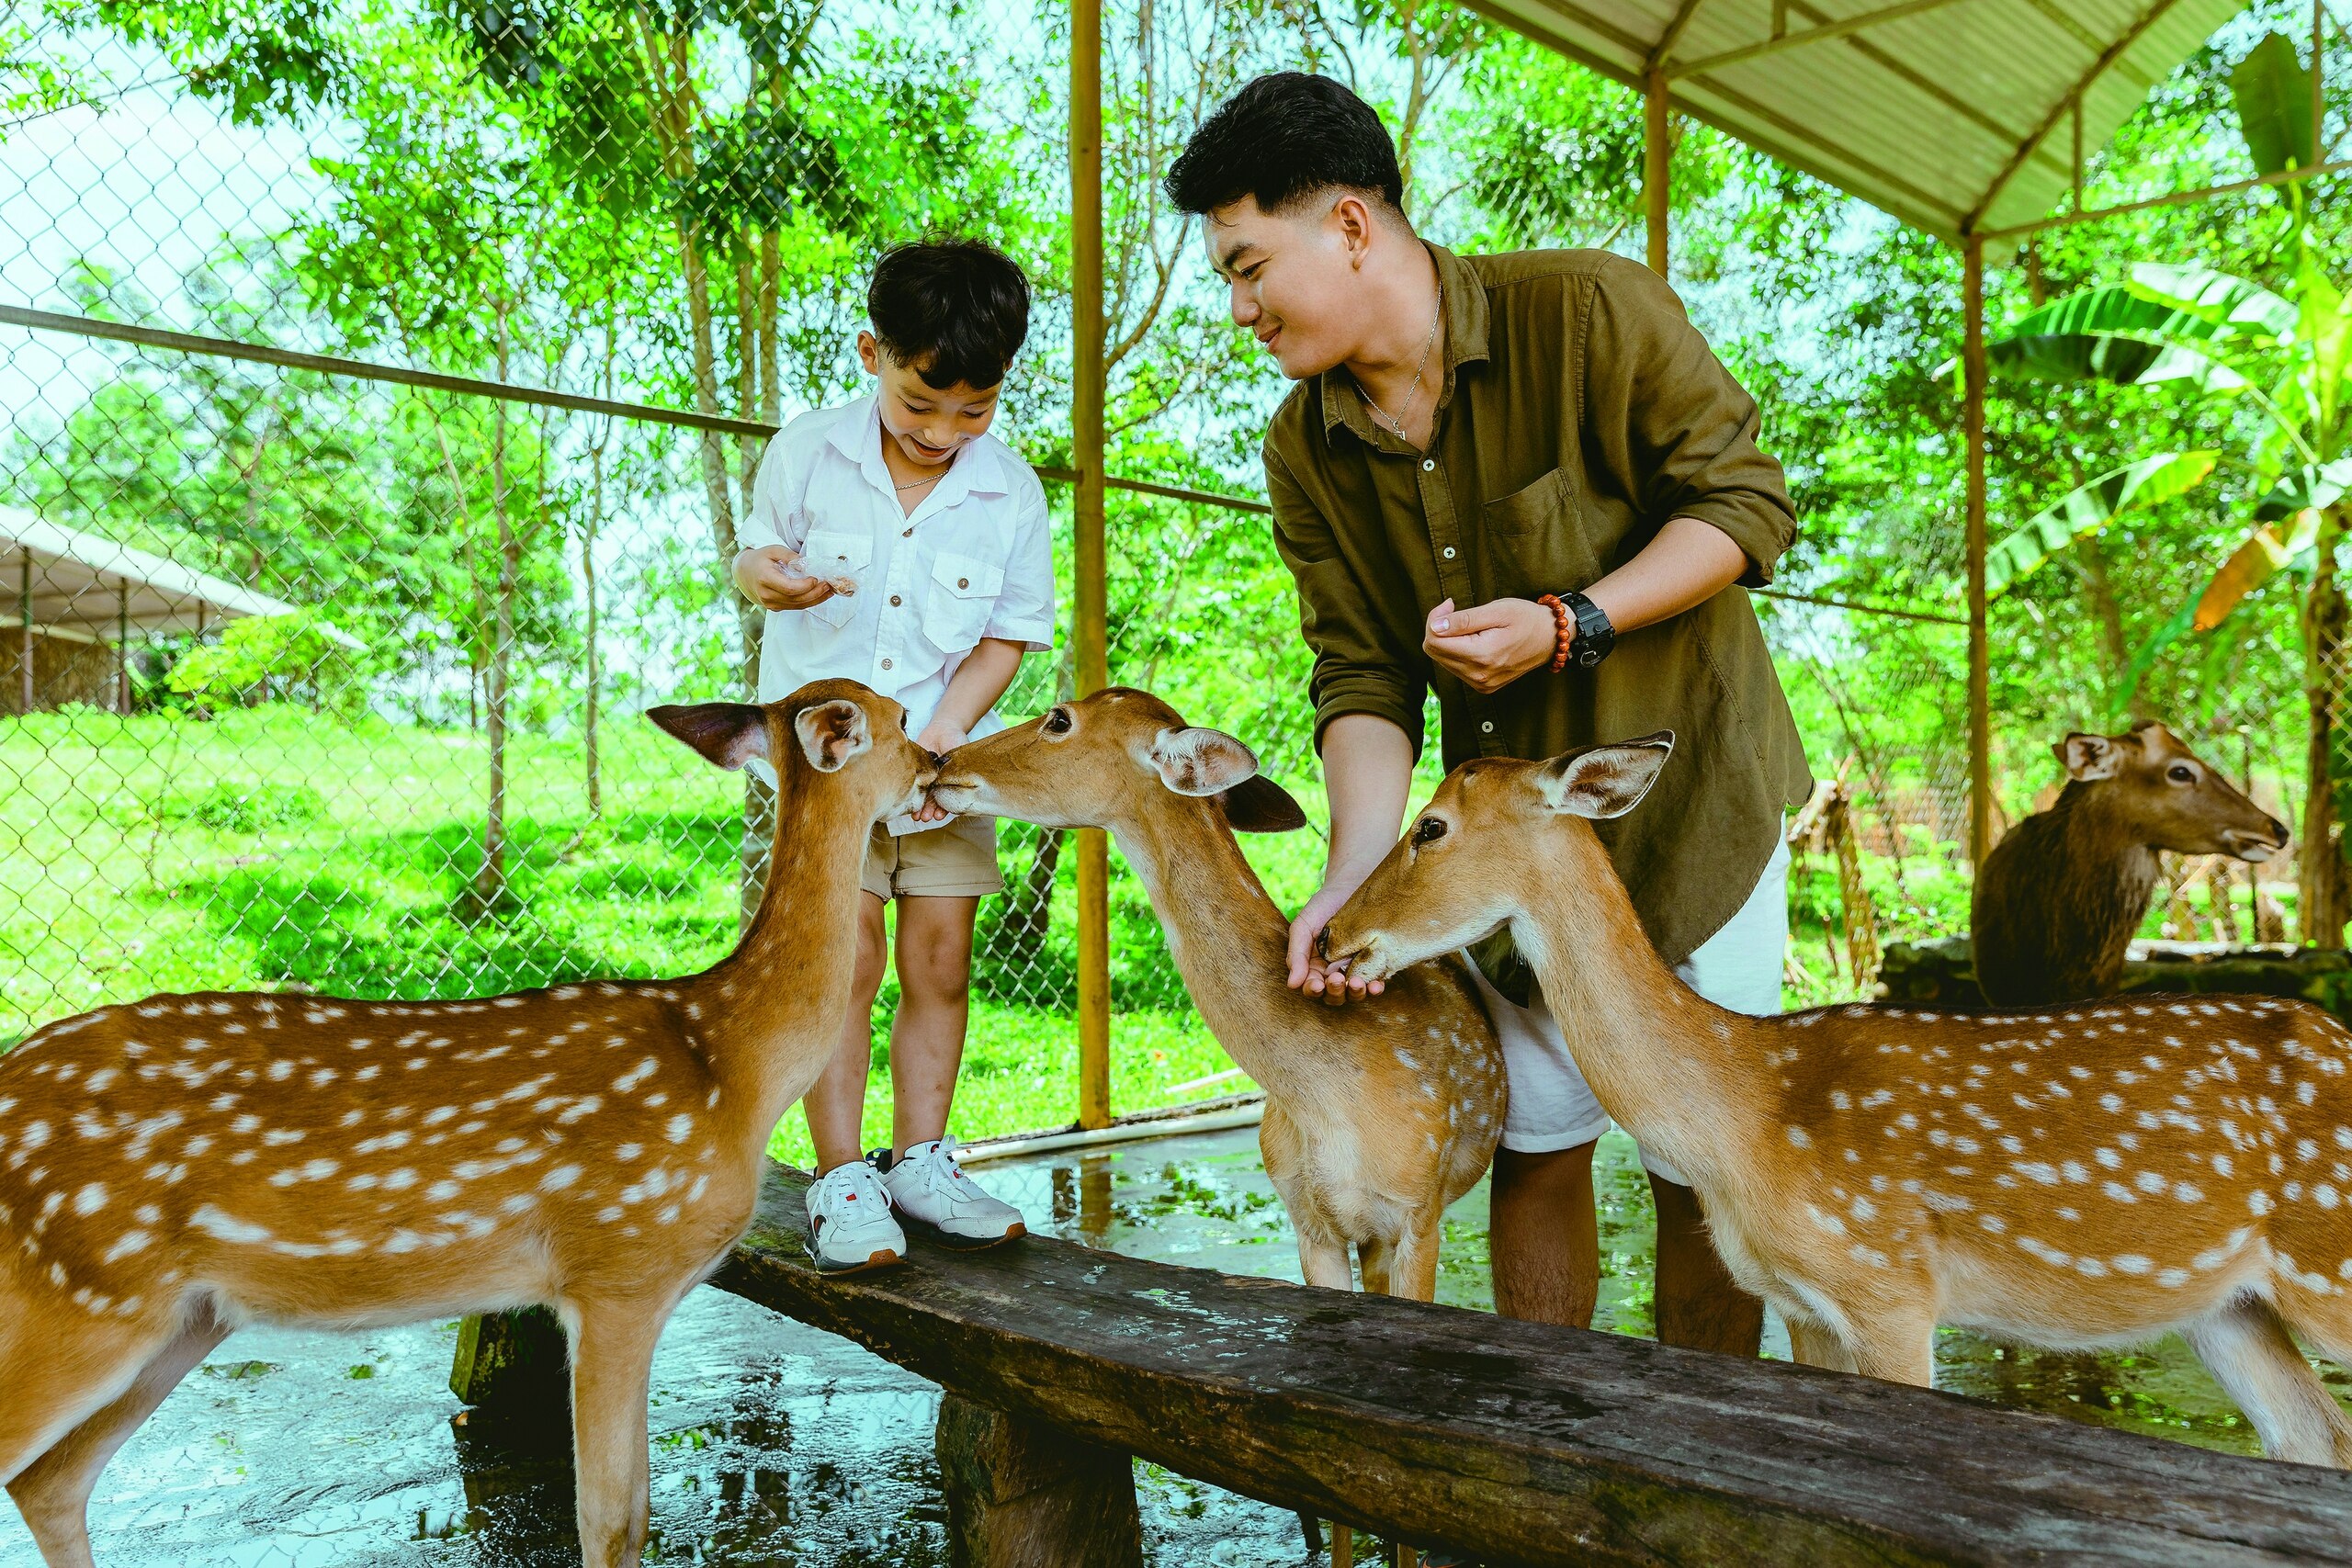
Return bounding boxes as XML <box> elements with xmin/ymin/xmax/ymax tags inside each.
<box><xmin>2058</xmin><ymin>733</ymin><xmax>2120</xmax><ymax>782</ymax></box>
<box><xmin>1534</xmin><ymin>731</ymin><xmax>1674</xmax><ymax>819</ymax></box>
<box><xmin>794</xmin><ymin>699</ymin><xmax>871</xmax><ymax>773</ymax></box>
<box><xmin>1219</xmin><ymin>774</ymin><xmax>1309</xmax><ymax>833</ymax></box>
<box><xmin>648</xmin><ymin>704</ymin><xmax>769</xmax><ymax>772</ymax></box>
<box><xmin>1148</xmin><ymin>726</ymin><xmax>1259</xmax><ymax>796</ymax></box>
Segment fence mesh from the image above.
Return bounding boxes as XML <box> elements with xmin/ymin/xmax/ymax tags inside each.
<box><xmin>0</xmin><ymin>0</ymin><xmax>2330</xmax><ymax>1131</ymax></box>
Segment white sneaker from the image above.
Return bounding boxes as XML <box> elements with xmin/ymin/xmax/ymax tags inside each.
<box><xmin>884</xmin><ymin>1136</ymin><xmax>1026</xmax><ymax>1249</ymax></box>
<box><xmin>804</xmin><ymin>1159</ymin><xmax>905</xmax><ymax>1274</ymax></box>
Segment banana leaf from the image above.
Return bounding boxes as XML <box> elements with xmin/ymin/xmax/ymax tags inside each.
<box><xmin>2232</xmin><ymin>30</ymin><xmax>2319</xmax><ymax>178</ymax></box>
<box><xmin>1985</xmin><ymin>451</ymin><xmax>2220</xmax><ymax>597</ymax></box>
<box><xmin>1984</xmin><ymin>267</ymin><xmax>2291</xmax><ymax>389</ymax></box>
<box><xmin>2254</xmin><ymin>458</ymin><xmax>2352</xmax><ymax>519</ymax></box>
<box><xmin>2191</xmin><ymin>507</ymin><xmax>2322</xmax><ymax>631</ymax></box>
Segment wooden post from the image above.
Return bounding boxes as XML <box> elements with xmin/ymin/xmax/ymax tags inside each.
<box><xmin>1644</xmin><ymin>72</ymin><xmax>1670</xmax><ymax>277</ymax></box>
<box><xmin>1963</xmin><ymin>233</ymin><xmax>1991</xmax><ymax>869</ymax></box>
<box><xmin>18</xmin><ymin>550</ymin><xmax>32</xmax><ymax>715</ymax></box>
<box><xmin>448</xmin><ymin>1304</ymin><xmax>571</xmax><ymax>1450</ymax></box>
<box><xmin>936</xmin><ymin>1393</ymin><xmax>1142</xmax><ymax>1568</ymax></box>
<box><xmin>1071</xmin><ymin>0</ymin><xmax>1112</xmax><ymax>1130</ymax></box>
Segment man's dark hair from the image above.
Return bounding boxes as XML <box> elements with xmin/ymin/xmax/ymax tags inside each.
<box><xmin>867</xmin><ymin>240</ymin><xmax>1031</xmax><ymax>391</ymax></box>
<box><xmin>1164</xmin><ymin>73</ymin><xmax>1404</xmax><ymax>218</ymax></box>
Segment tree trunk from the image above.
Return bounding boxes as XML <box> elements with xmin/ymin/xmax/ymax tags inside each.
<box><xmin>474</xmin><ymin>309</ymin><xmax>518</xmax><ymax>910</ymax></box>
<box><xmin>2301</xmin><ymin>508</ymin><xmax>2347</xmax><ymax>949</ymax></box>
<box><xmin>583</xmin><ymin>323</ymin><xmax>617</xmax><ymax>821</ymax></box>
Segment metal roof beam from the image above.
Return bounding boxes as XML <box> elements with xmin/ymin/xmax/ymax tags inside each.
<box><xmin>1647</xmin><ymin>0</ymin><xmax>1713</xmax><ymax>71</ymax></box>
<box><xmin>1664</xmin><ymin>0</ymin><xmax>1978</xmax><ymax>79</ymax></box>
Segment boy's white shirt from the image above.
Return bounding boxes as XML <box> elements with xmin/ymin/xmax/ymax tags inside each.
<box><xmin>740</xmin><ymin>389</ymin><xmax>1056</xmax><ymax>834</ymax></box>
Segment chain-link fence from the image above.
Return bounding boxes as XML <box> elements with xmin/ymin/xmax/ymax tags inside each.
<box><xmin>0</xmin><ymin>0</ymin><xmax>2335</xmax><ymax>1143</ymax></box>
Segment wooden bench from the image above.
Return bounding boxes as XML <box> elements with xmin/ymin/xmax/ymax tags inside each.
<box><xmin>684</xmin><ymin>1162</ymin><xmax>2352</xmax><ymax>1567</ymax></box>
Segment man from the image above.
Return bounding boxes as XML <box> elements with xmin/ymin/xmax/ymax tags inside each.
<box><xmin>1166</xmin><ymin>73</ymin><xmax>1811</xmax><ymax>1352</ymax></box>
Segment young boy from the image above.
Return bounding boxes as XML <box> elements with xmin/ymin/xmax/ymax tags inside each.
<box><xmin>732</xmin><ymin>239</ymin><xmax>1054</xmax><ymax>1272</ymax></box>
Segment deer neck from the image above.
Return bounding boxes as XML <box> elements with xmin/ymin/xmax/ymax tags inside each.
<box><xmin>1108</xmin><ymin>796</ymin><xmax>1330</xmax><ymax>1099</ymax></box>
<box><xmin>686</xmin><ymin>777</ymin><xmax>876</xmax><ymax>1142</ymax></box>
<box><xmin>1502</xmin><ymin>826</ymin><xmax>1770</xmax><ymax>1186</ymax></box>
<box><xmin>2043</xmin><ymin>789</ymin><xmax>2163</xmax><ymax>951</ymax></box>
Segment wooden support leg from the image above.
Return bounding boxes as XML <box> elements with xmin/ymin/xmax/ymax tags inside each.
<box><xmin>449</xmin><ymin>1308</ymin><xmax>571</xmax><ymax>1450</ymax></box>
<box><xmin>936</xmin><ymin>1393</ymin><xmax>1141</xmax><ymax>1568</ymax></box>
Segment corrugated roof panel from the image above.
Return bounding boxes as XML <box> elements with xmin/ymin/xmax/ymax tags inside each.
<box><xmin>1456</xmin><ymin>0</ymin><xmax>2253</xmax><ymax>243</ymax></box>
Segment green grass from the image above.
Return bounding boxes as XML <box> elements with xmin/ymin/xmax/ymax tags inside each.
<box><xmin>0</xmin><ymin>703</ymin><xmax>1260</xmax><ymax>1160</ymax></box>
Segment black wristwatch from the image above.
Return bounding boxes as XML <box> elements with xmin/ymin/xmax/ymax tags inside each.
<box><xmin>1559</xmin><ymin>588</ymin><xmax>1615</xmax><ymax>668</ymax></box>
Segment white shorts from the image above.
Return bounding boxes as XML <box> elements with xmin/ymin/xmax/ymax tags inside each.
<box><xmin>1469</xmin><ymin>830</ymin><xmax>1790</xmax><ymax>1185</ymax></box>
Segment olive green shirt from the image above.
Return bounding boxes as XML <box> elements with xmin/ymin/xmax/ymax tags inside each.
<box><xmin>1265</xmin><ymin>244</ymin><xmax>1813</xmax><ymax>979</ymax></box>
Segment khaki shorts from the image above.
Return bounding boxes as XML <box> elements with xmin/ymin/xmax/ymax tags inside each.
<box><xmin>860</xmin><ymin>813</ymin><xmax>1002</xmax><ymax>901</ymax></box>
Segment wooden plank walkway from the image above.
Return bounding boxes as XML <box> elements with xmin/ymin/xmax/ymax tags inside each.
<box><xmin>709</xmin><ymin>1163</ymin><xmax>2352</xmax><ymax>1567</ymax></box>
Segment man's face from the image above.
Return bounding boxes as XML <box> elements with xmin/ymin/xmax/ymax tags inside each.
<box><xmin>1204</xmin><ymin>192</ymin><xmax>1371</xmax><ymax>380</ymax></box>
<box><xmin>857</xmin><ymin>333</ymin><xmax>1001</xmax><ymax>468</ymax></box>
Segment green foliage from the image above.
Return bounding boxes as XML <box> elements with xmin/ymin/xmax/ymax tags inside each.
<box><xmin>2231</xmin><ymin>30</ymin><xmax>2321</xmax><ymax>178</ymax></box>
<box><xmin>165</xmin><ymin>611</ymin><xmax>365</xmax><ymax>715</ymax></box>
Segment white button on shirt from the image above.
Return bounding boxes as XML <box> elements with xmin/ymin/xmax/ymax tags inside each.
<box><xmin>739</xmin><ymin>392</ymin><xmax>1057</xmax><ymax>831</ymax></box>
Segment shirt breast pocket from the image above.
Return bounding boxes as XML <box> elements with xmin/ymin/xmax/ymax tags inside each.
<box><xmin>924</xmin><ymin>552</ymin><xmax>1004</xmax><ymax>654</ymax></box>
<box><xmin>1483</xmin><ymin>466</ymin><xmax>1602</xmax><ymax>593</ymax></box>
<box><xmin>798</xmin><ymin>528</ymin><xmax>870</xmax><ymax>629</ymax></box>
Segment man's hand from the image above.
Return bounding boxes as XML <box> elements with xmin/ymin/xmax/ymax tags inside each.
<box><xmin>1285</xmin><ymin>874</ymin><xmax>1387</xmax><ymax>1007</ymax></box>
<box><xmin>736</xmin><ymin>546</ymin><xmax>854</xmax><ymax>612</ymax></box>
<box><xmin>1422</xmin><ymin>596</ymin><xmax>1555</xmax><ymax>694</ymax></box>
<box><xmin>910</xmin><ymin>717</ymin><xmax>968</xmax><ymax>821</ymax></box>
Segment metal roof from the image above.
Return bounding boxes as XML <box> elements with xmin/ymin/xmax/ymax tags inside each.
<box><xmin>1458</xmin><ymin>0</ymin><xmax>2250</xmax><ymax>243</ymax></box>
<box><xmin>0</xmin><ymin>507</ymin><xmax>360</xmax><ymax>647</ymax></box>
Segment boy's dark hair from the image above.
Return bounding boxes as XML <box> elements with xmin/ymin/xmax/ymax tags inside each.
<box><xmin>867</xmin><ymin>240</ymin><xmax>1031</xmax><ymax>391</ymax></box>
<box><xmin>1164</xmin><ymin>73</ymin><xmax>1404</xmax><ymax>219</ymax></box>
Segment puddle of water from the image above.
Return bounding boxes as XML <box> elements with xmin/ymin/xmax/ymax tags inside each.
<box><xmin>0</xmin><ymin>1126</ymin><xmax>2317</xmax><ymax>1566</ymax></box>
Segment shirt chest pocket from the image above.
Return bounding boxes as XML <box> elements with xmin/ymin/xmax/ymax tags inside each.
<box><xmin>1482</xmin><ymin>466</ymin><xmax>1604</xmax><ymax>595</ymax></box>
<box><xmin>922</xmin><ymin>552</ymin><xmax>1004</xmax><ymax>654</ymax></box>
<box><xmin>798</xmin><ymin>528</ymin><xmax>870</xmax><ymax>629</ymax></box>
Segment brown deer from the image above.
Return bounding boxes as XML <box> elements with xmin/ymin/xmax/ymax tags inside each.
<box><xmin>931</xmin><ymin>688</ymin><xmax>1504</xmax><ymax>1303</ymax></box>
<box><xmin>0</xmin><ymin>680</ymin><xmax>936</xmax><ymax>1567</ymax></box>
<box><xmin>1324</xmin><ymin>733</ymin><xmax>2352</xmax><ymax>1467</ymax></box>
<box><xmin>1974</xmin><ymin>720</ymin><xmax>2289</xmax><ymax>1007</ymax></box>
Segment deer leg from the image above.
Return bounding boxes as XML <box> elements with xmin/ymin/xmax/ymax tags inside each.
<box><xmin>2184</xmin><ymin>1296</ymin><xmax>2352</xmax><ymax>1467</ymax></box>
<box><xmin>1838</xmin><ymin>1314</ymin><xmax>1937</xmax><ymax>1387</ymax></box>
<box><xmin>1355</xmin><ymin>1237</ymin><xmax>1393</xmax><ymax>1296</ymax></box>
<box><xmin>6</xmin><ymin>1299</ymin><xmax>229</xmax><ymax>1568</ymax></box>
<box><xmin>564</xmin><ymin>1293</ymin><xmax>678</xmax><ymax>1568</ymax></box>
<box><xmin>1384</xmin><ymin>1216</ymin><xmax>1443</xmax><ymax>1304</ymax></box>
<box><xmin>1295</xmin><ymin>1224</ymin><xmax>1354</xmax><ymax>1293</ymax></box>
<box><xmin>0</xmin><ymin>1298</ymin><xmax>174</xmax><ymax>1499</ymax></box>
<box><xmin>1783</xmin><ymin>1314</ymin><xmax>1853</xmax><ymax>1372</ymax></box>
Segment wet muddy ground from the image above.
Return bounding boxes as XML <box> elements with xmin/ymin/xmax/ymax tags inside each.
<box><xmin>1</xmin><ymin>1126</ymin><xmax>2335</xmax><ymax>1565</ymax></box>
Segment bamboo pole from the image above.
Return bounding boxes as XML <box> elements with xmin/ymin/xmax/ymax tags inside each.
<box><xmin>1962</xmin><ymin>234</ymin><xmax>1990</xmax><ymax>868</ymax></box>
<box><xmin>1645</xmin><ymin>72</ymin><xmax>1670</xmax><ymax>277</ymax></box>
<box><xmin>1072</xmin><ymin>0</ymin><xmax>1112</xmax><ymax>1131</ymax></box>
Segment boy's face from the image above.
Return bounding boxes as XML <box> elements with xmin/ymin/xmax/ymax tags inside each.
<box><xmin>1204</xmin><ymin>191</ymin><xmax>1379</xmax><ymax>380</ymax></box>
<box><xmin>857</xmin><ymin>333</ymin><xmax>1001</xmax><ymax>469</ymax></box>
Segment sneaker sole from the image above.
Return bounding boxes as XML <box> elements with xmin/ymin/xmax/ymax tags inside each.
<box><xmin>899</xmin><ymin>1214</ymin><xmax>1027</xmax><ymax>1252</ymax></box>
<box><xmin>806</xmin><ymin>1243</ymin><xmax>903</xmax><ymax>1275</ymax></box>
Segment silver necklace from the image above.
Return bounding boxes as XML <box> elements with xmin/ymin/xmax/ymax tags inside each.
<box><xmin>1356</xmin><ymin>287</ymin><xmax>1442</xmax><ymax>438</ymax></box>
<box><xmin>893</xmin><ymin>471</ymin><xmax>942</xmax><ymax>491</ymax></box>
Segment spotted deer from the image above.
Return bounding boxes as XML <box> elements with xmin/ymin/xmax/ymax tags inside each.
<box><xmin>931</xmin><ymin>688</ymin><xmax>1504</xmax><ymax>1303</ymax></box>
<box><xmin>1974</xmin><ymin>720</ymin><xmax>2290</xmax><ymax>1007</ymax></box>
<box><xmin>1324</xmin><ymin>732</ymin><xmax>2352</xmax><ymax>1467</ymax></box>
<box><xmin>0</xmin><ymin>680</ymin><xmax>935</xmax><ymax>1567</ymax></box>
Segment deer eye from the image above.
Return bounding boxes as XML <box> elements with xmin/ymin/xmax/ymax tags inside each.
<box><xmin>1042</xmin><ymin>707</ymin><xmax>1073</xmax><ymax>736</ymax></box>
<box><xmin>1411</xmin><ymin>816</ymin><xmax>1448</xmax><ymax>846</ymax></box>
<box><xmin>2166</xmin><ymin>763</ymin><xmax>2196</xmax><ymax>784</ymax></box>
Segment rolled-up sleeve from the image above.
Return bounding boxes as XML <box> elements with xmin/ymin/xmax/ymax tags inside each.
<box><xmin>982</xmin><ymin>475</ymin><xmax>1057</xmax><ymax>652</ymax></box>
<box><xmin>1582</xmin><ymin>256</ymin><xmax>1796</xmax><ymax>586</ymax></box>
<box><xmin>1266</xmin><ymin>443</ymin><xmax>1427</xmax><ymax>760</ymax></box>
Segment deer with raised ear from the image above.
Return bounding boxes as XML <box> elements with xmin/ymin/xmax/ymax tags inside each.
<box><xmin>0</xmin><ymin>679</ymin><xmax>935</xmax><ymax>1568</ymax></box>
<box><xmin>1973</xmin><ymin>719</ymin><xmax>2289</xmax><ymax>1007</ymax></box>
<box><xmin>931</xmin><ymin>688</ymin><xmax>1505</xmax><ymax>1304</ymax></box>
<box><xmin>1325</xmin><ymin>732</ymin><xmax>2352</xmax><ymax>1468</ymax></box>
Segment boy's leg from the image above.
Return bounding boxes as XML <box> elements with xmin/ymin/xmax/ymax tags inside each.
<box><xmin>802</xmin><ymin>891</ymin><xmax>891</xmax><ymax>1173</ymax></box>
<box><xmin>888</xmin><ymin>893</ymin><xmax>980</xmax><ymax>1155</ymax></box>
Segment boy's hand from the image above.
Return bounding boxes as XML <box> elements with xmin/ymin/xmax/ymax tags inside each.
<box><xmin>736</xmin><ymin>546</ymin><xmax>854</xmax><ymax>612</ymax></box>
<box><xmin>910</xmin><ymin>717</ymin><xmax>968</xmax><ymax>821</ymax></box>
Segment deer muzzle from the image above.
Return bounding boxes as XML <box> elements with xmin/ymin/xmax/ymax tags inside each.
<box><xmin>2223</xmin><ymin>817</ymin><xmax>2291</xmax><ymax>863</ymax></box>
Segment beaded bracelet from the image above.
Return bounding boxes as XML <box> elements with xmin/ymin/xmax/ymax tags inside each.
<box><xmin>1536</xmin><ymin>593</ymin><xmax>1573</xmax><ymax>674</ymax></box>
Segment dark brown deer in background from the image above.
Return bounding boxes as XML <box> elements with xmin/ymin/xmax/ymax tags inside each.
<box><xmin>1973</xmin><ymin>721</ymin><xmax>2288</xmax><ymax>1008</ymax></box>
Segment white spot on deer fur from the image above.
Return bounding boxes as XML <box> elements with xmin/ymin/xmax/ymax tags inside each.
<box><xmin>541</xmin><ymin>1164</ymin><xmax>582</xmax><ymax>1191</ymax></box>
<box><xmin>73</xmin><ymin>1183</ymin><xmax>107</xmax><ymax>1214</ymax></box>
<box><xmin>665</xmin><ymin>1114</ymin><xmax>694</xmax><ymax>1145</ymax></box>
<box><xmin>2017</xmin><ymin>1162</ymin><xmax>2058</xmax><ymax>1185</ymax></box>
<box><xmin>2175</xmin><ymin>1181</ymin><xmax>2205</xmax><ymax>1203</ymax></box>
<box><xmin>2135</xmin><ymin>1171</ymin><xmax>2165</xmax><ymax>1194</ymax></box>
<box><xmin>426</xmin><ymin>1180</ymin><xmax>460</xmax><ymax>1201</ymax></box>
<box><xmin>615</xmin><ymin>1057</ymin><xmax>660</xmax><ymax>1094</ymax></box>
<box><xmin>262</xmin><ymin>1129</ymin><xmax>304</xmax><ymax>1146</ymax></box>
<box><xmin>1786</xmin><ymin>1126</ymin><xmax>1811</xmax><ymax>1148</ymax></box>
<box><xmin>190</xmin><ymin>1205</ymin><xmax>270</xmax><ymax>1245</ymax></box>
